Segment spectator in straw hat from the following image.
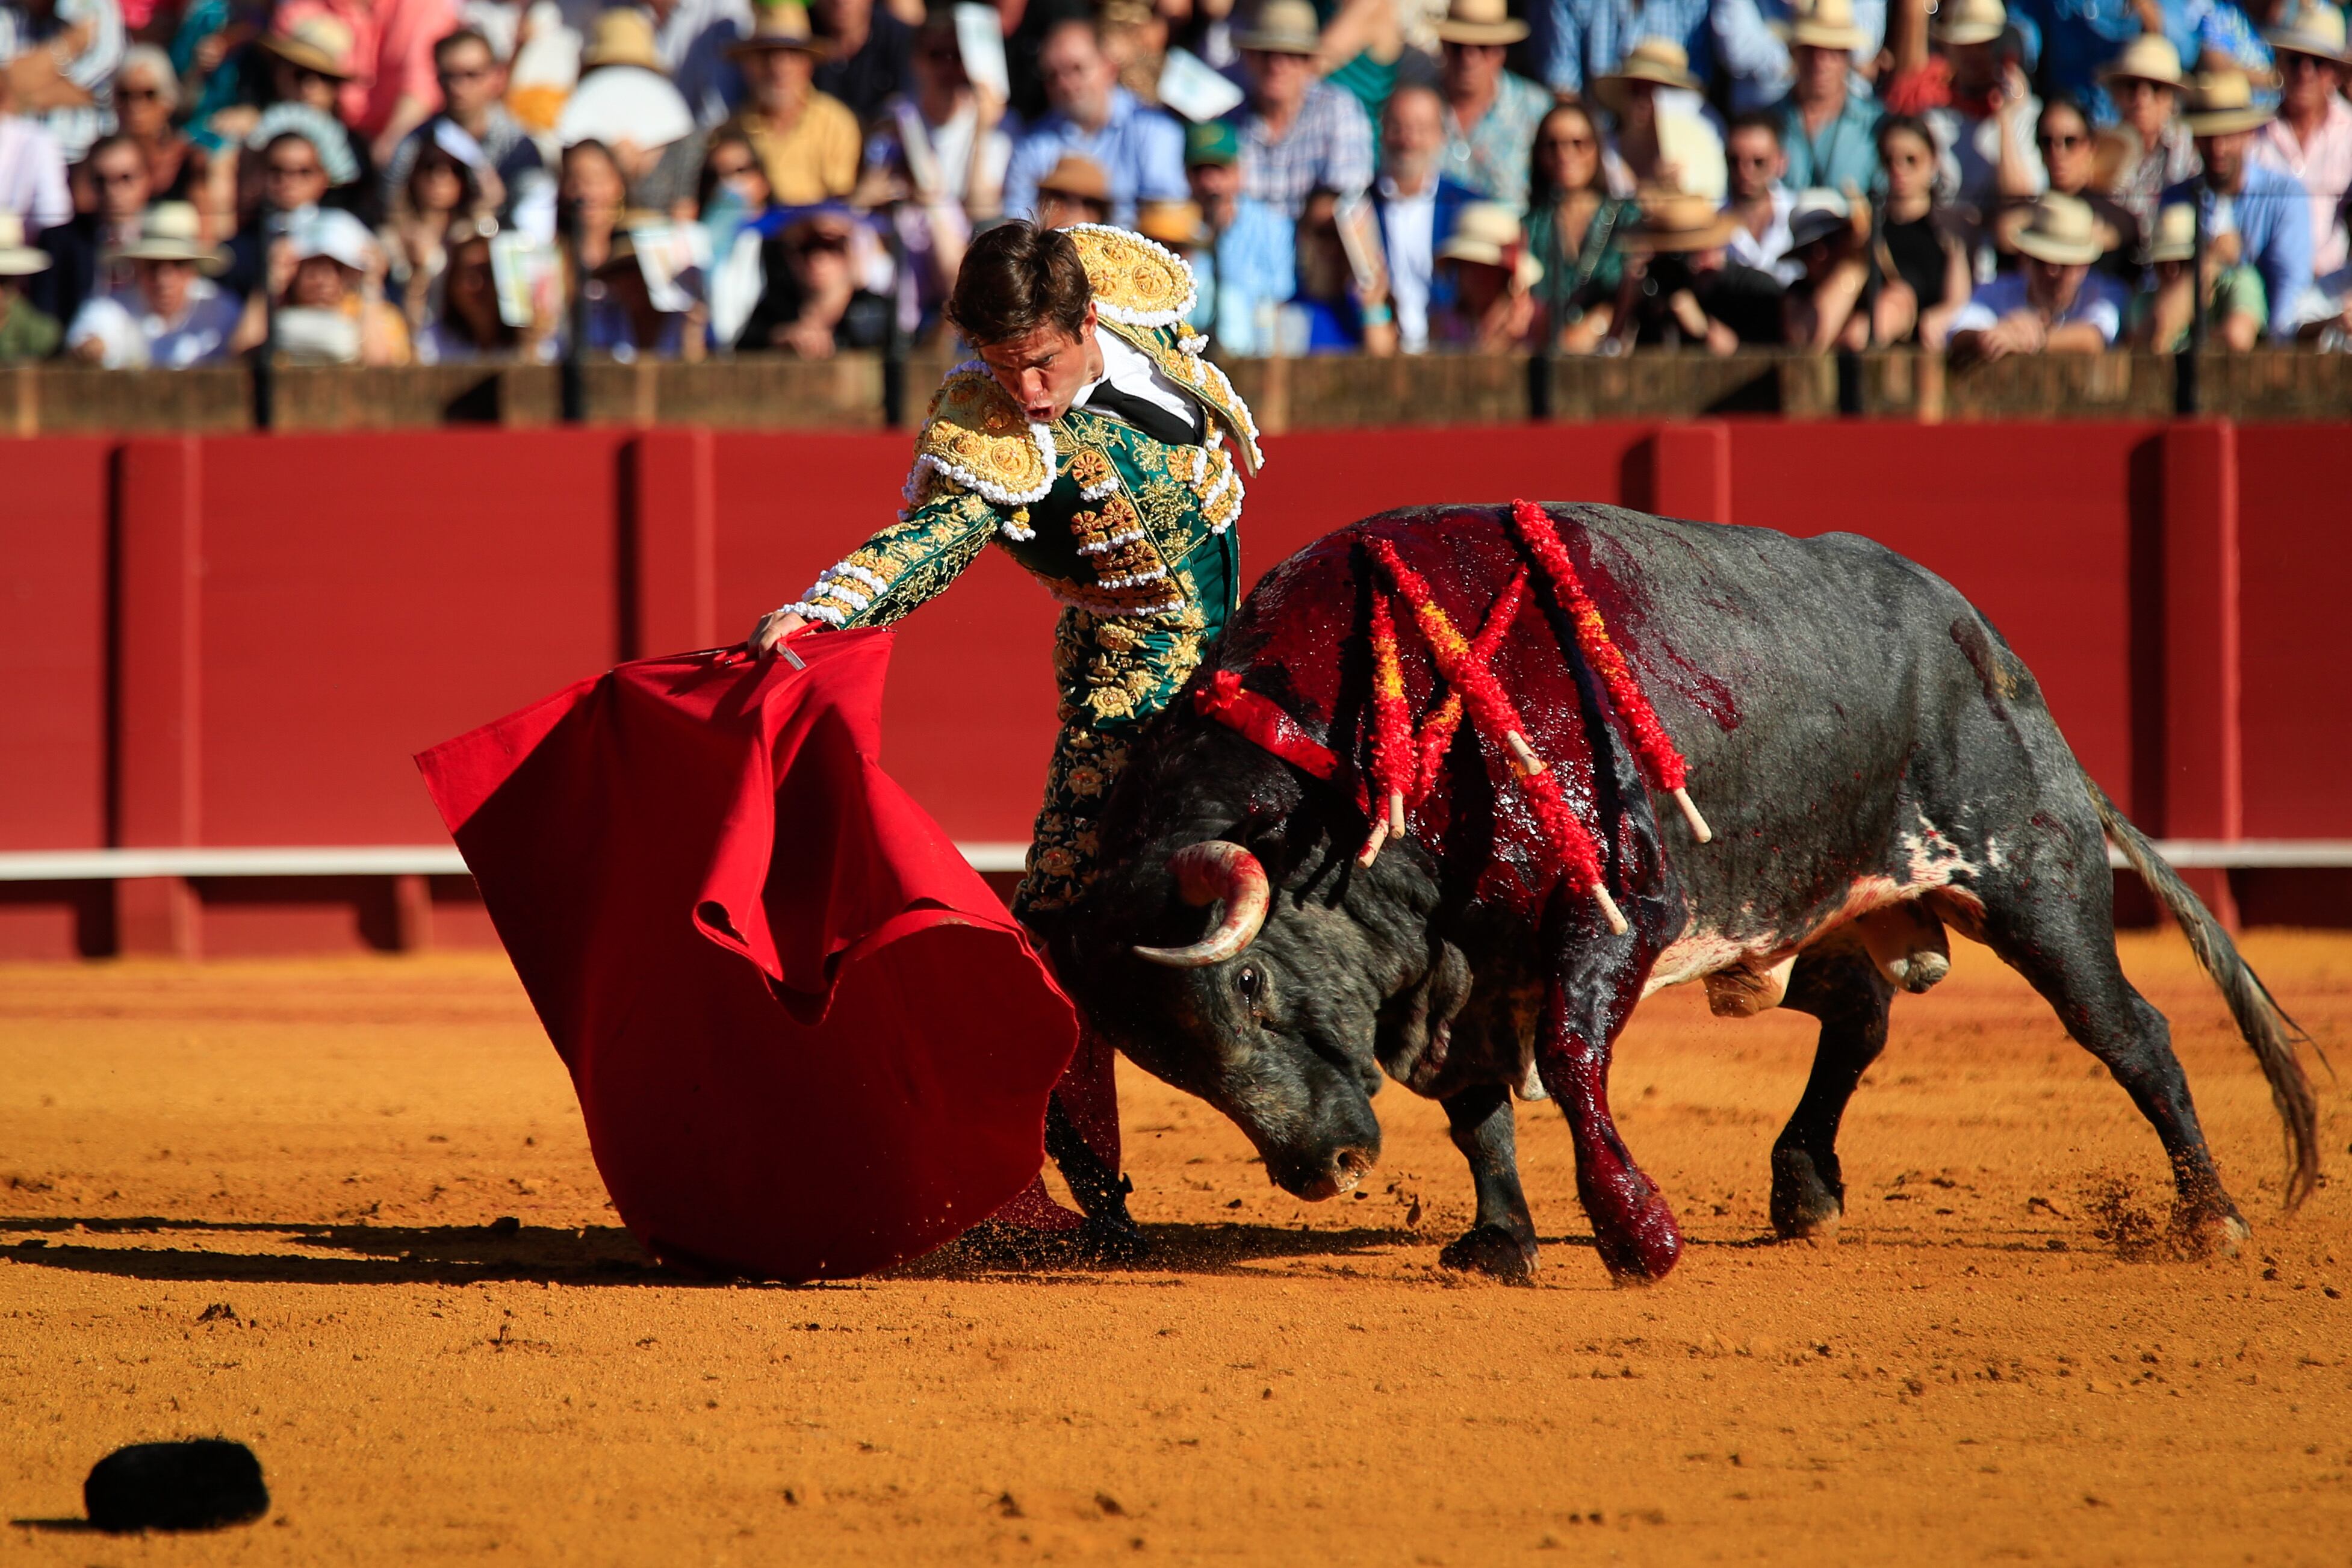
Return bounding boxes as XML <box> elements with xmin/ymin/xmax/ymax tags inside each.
<box><xmin>719</xmin><ymin>3</ymin><xmax>859</xmax><ymax>205</ymax></box>
<box><xmin>1713</xmin><ymin>0</ymin><xmax>1884</xmax><ymax>116</ymax></box>
<box><xmin>1916</xmin><ymin>0</ymin><xmax>2043</xmax><ymax>226</ymax></box>
<box><xmin>273</xmin><ymin>0</ymin><xmax>462</xmax><ymax>162</ymax></box>
<box><xmin>1034</xmin><ymin>150</ymin><xmax>1112</xmax><ymax>227</ymax></box>
<box><xmin>1595</xmin><ymin>38</ymin><xmax>1727</xmax><ymax>202</ymax></box>
<box><xmin>2124</xmin><ymin>199</ymin><xmax>2269</xmax><ymax>349</ymax></box>
<box><xmin>64</xmin><ymin>200</ymin><xmax>243</xmax><ymax>367</ymax></box>
<box><xmin>1948</xmin><ymin>190</ymin><xmax>2129</xmax><ymax>358</ymax></box>
<box><xmin>2005</xmin><ymin>0</ymin><xmax>2213</xmax><ymax>124</ymax></box>
<box><xmin>1770</xmin><ymin>0</ymin><xmax>1883</xmax><ymax>193</ymax></box>
<box><xmin>1429</xmin><ymin>0</ymin><xmax>1547</xmax><ymax>210</ymax></box>
<box><xmin>1232</xmin><ymin>0</ymin><xmax>1374</xmax><ymax>217</ymax></box>
<box><xmin>0</xmin><ymin>211</ymin><xmax>59</xmax><ymax>360</ymax></box>
<box><xmin>1606</xmin><ymin>187</ymin><xmax>1786</xmax><ymax>349</ymax></box>
<box><xmin>2165</xmin><ymin>67</ymin><xmax>2315</xmax><ymax>338</ymax></box>
<box><xmin>1002</xmin><ymin>16</ymin><xmax>1184</xmax><ymax>227</ymax></box>
<box><xmin>2254</xmin><ymin>1</ymin><xmax>2352</xmax><ymax>280</ymax></box>
<box><xmin>1429</xmin><ymin>196</ymin><xmax>1539</xmax><ymax>349</ymax></box>
<box><xmin>2101</xmin><ymin>34</ymin><xmax>2195</xmax><ymax>233</ymax></box>
<box><xmin>2005</xmin><ymin>95</ymin><xmax>2138</xmax><ymax>273</ymax></box>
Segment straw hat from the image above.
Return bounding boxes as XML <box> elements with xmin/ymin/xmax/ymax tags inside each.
<box><xmin>725</xmin><ymin>4</ymin><xmax>830</xmax><ymax>60</ymax></box>
<box><xmin>2098</xmin><ymin>32</ymin><xmax>2185</xmax><ymax>87</ymax></box>
<box><xmin>1929</xmin><ymin>0</ymin><xmax>2006</xmax><ymax>46</ymax></box>
<box><xmin>2182</xmin><ymin>68</ymin><xmax>2273</xmax><ymax>134</ymax></box>
<box><xmin>582</xmin><ymin>8</ymin><xmax>665</xmax><ymax>70</ymax></box>
<box><xmin>2265</xmin><ymin>1</ymin><xmax>2350</xmax><ymax>64</ymax></box>
<box><xmin>2005</xmin><ymin>193</ymin><xmax>2105</xmax><ymax>265</ymax></box>
<box><xmin>1432</xmin><ymin>0</ymin><xmax>1528</xmax><ymax>48</ymax></box>
<box><xmin>1437</xmin><ymin>200</ymin><xmax>1544</xmax><ymax>287</ymax></box>
<box><xmin>107</xmin><ymin>202</ymin><xmax>227</xmax><ymax>270</ymax></box>
<box><xmin>1136</xmin><ymin>199</ymin><xmax>1209</xmax><ymax>247</ymax></box>
<box><xmin>1786</xmin><ymin>0</ymin><xmax>1869</xmax><ymax>51</ymax></box>
<box><xmin>0</xmin><ymin>212</ymin><xmax>51</xmax><ymax>276</ymax></box>
<box><xmin>1036</xmin><ymin>153</ymin><xmax>1111</xmax><ymax>202</ymax></box>
<box><xmin>1593</xmin><ymin>37</ymin><xmax>1701</xmax><ymax>110</ymax></box>
<box><xmin>2139</xmin><ymin>202</ymin><xmax>2196</xmax><ymax>265</ymax></box>
<box><xmin>1618</xmin><ymin>188</ymin><xmax>1739</xmax><ymax>253</ymax></box>
<box><xmin>259</xmin><ymin>14</ymin><xmax>355</xmax><ymax>79</ymax></box>
<box><xmin>1235</xmin><ymin>0</ymin><xmax>1322</xmax><ymax>55</ymax></box>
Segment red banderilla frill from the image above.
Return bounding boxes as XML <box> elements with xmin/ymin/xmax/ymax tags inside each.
<box><xmin>1365</xmin><ymin>536</ymin><xmax>1628</xmax><ymax>936</ymax></box>
<box><xmin>1506</xmin><ymin>498</ymin><xmax>1711</xmax><ymax>844</ymax></box>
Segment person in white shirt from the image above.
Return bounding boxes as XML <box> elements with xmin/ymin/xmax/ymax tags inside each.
<box><xmin>1948</xmin><ymin>193</ymin><xmax>2127</xmax><ymax>359</ymax></box>
<box><xmin>1372</xmin><ymin>83</ymin><xmax>1462</xmax><ymax>353</ymax></box>
<box><xmin>1722</xmin><ymin>110</ymin><xmax>1797</xmax><ymax>282</ymax></box>
<box><xmin>64</xmin><ymin>201</ymin><xmax>241</xmax><ymax>368</ymax></box>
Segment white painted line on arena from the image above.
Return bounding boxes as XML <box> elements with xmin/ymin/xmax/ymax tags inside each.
<box><xmin>0</xmin><ymin>843</ymin><xmax>1041</xmax><ymax>881</ymax></box>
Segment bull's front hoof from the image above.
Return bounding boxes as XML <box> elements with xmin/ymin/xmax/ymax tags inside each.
<box><xmin>1438</xmin><ymin>1225</ymin><xmax>1538</xmax><ymax>1284</ymax></box>
<box><xmin>1769</xmin><ymin>1146</ymin><xmax>1845</xmax><ymax>1243</ymax></box>
<box><xmin>2170</xmin><ymin>1206</ymin><xmax>2251</xmax><ymax>1260</ymax></box>
<box><xmin>1580</xmin><ymin>1182</ymin><xmax>1683</xmax><ymax>1283</ymax></box>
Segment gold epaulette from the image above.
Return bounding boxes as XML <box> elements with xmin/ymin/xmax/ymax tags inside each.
<box><xmin>1064</xmin><ymin>223</ymin><xmax>1200</xmax><ymax>329</ymax></box>
<box><xmin>911</xmin><ymin>365</ymin><xmax>1056</xmax><ymax>506</ymax></box>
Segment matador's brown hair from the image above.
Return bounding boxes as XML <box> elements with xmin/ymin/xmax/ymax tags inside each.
<box><xmin>945</xmin><ymin>222</ymin><xmax>1093</xmax><ymax>346</ymax></box>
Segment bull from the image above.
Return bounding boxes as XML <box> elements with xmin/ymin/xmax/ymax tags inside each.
<box><xmin>1049</xmin><ymin>503</ymin><xmax>2317</xmax><ymax>1283</ymax></box>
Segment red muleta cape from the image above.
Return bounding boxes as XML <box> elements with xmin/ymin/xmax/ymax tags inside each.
<box><xmin>415</xmin><ymin>632</ymin><xmax>1078</xmax><ymax>1282</ymax></box>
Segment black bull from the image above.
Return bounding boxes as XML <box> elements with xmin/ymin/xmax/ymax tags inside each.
<box><xmin>1046</xmin><ymin>503</ymin><xmax>2317</xmax><ymax>1283</ymax></box>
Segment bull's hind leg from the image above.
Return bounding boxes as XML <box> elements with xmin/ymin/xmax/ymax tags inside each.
<box><xmin>1437</xmin><ymin>1083</ymin><xmax>1539</xmax><ymax>1282</ymax></box>
<box><xmin>1534</xmin><ymin>929</ymin><xmax>1681</xmax><ymax>1283</ymax></box>
<box><xmin>1974</xmin><ymin>874</ymin><xmax>2248</xmax><ymax>1255</ymax></box>
<box><xmin>1768</xmin><ymin>948</ymin><xmax>1895</xmax><ymax>1241</ymax></box>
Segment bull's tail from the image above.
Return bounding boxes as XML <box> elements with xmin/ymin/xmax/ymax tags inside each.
<box><xmin>2088</xmin><ymin>774</ymin><xmax>2321</xmax><ymax>1209</ymax></box>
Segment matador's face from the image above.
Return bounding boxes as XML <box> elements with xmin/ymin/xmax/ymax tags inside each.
<box><xmin>975</xmin><ymin>302</ymin><xmax>1101</xmax><ymax>424</ymax></box>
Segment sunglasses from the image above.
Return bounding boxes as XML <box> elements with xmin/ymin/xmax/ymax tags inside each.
<box><xmin>97</xmin><ymin>166</ymin><xmax>145</xmax><ymax>184</ymax></box>
<box><xmin>438</xmin><ymin>63</ymin><xmax>492</xmax><ymax>81</ymax></box>
<box><xmin>2037</xmin><ymin>131</ymin><xmax>2087</xmax><ymax>149</ymax></box>
<box><xmin>118</xmin><ymin>85</ymin><xmax>163</xmax><ymax>101</ymax></box>
<box><xmin>1542</xmin><ymin>134</ymin><xmax>1593</xmax><ymax>149</ymax></box>
<box><xmin>267</xmin><ymin>161</ymin><xmax>322</xmax><ymax>178</ymax></box>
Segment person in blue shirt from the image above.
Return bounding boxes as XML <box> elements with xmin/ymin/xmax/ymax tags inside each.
<box><xmin>2164</xmin><ymin>66</ymin><xmax>2316</xmax><ymax>338</ymax></box>
<box><xmin>1184</xmin><ymin>119</ymin><xmax>1295</xmax><ymax>354</ymax></box>
<box><xmin>1002</xmin><ymin>16</ymin><xmax>1187</xmax><ymax>226</ymax></box>
<box><xmin>1770</xmin><ymin>0</ymin><xmax>1882</xmax><ymax>190</ymax></box>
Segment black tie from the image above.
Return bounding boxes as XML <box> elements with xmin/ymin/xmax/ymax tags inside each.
<box><xmin>1080</xmin><ymin>379</ymin><xmax>1203</xmax><ymax>448</ymax></box>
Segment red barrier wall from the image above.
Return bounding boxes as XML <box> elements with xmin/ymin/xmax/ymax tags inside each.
<box><xmin>1</xmin><ymin>417</ymin><xmax>2340</xmax><ymax>956</ymax></box>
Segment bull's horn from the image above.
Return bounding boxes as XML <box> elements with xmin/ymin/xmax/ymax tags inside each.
<box><xmin>1132</xmin><ymin>841</ymin><xmax>1271</xmax><ymax>968</ymax></box>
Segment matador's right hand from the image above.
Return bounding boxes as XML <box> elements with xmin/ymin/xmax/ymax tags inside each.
<box><xmin>750</xmin><ymin>609</ymin><xmax>809</xmax><ymax>657</ymax></box>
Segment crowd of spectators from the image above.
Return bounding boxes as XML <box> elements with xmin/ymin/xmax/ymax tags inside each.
<box><xmin>0</xmin><ymin>0</ymin><xmax>2346</xmax><ymax>367</ymax></box>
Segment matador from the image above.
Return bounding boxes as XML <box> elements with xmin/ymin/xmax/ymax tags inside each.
<box><xmin>751</xmin><ymin>219</ymin><xmax>1265</xmax><ymax>1248</ymax></box>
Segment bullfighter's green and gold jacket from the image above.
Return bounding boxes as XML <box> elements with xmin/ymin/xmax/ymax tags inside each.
<box><xmin>784</xmin><ymin>225</ymin><xmax>1265</xmax><ymax>919</ymax></box>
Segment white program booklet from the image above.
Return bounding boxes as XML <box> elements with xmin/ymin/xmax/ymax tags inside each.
<box><xmin>1158</xmin><ymin>47</ymin><xmax>1244</xmax><ymax>123</ymax></box>
<box><xmin>954</xmin><ymin>3</ymin><xmax>1010</xmax><ymax>101</ymax></box>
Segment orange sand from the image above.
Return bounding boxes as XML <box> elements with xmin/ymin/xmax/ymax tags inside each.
<box><xmin>2</xmin><ymin>931</ymin><xmax>2347</xmax><ymax>1564</ymax></box>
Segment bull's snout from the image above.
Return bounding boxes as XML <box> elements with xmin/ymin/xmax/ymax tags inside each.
<box><xmin>1268</xmin><ymin>1143</ymin><xmax>1378</xmax><ymax>1202</ymax></box>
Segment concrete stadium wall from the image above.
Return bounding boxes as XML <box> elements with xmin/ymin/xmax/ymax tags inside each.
<box><xmin>1</xmin><ymin>418</ymin><xmax>2340</xmax><ymax>958</ymax></box>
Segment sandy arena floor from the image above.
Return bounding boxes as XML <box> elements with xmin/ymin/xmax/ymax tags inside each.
<box><xmin>1</xmin><ymin>930</ymin><xmax>2347</xmax><ymax>1564</ymax></box>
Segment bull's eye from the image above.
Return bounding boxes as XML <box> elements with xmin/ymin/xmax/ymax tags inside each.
<box><xmin>1235</xmin><ymin>964</ymin><xmax>1263</xmax><ymax>1003</ymax></box>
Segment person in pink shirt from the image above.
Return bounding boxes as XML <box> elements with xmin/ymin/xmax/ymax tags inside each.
<box><xmin>2254</xmin><ymin>2</ymin><xmax>2352</xmax><ymax>277</ymax></box>
<box><xmin>275</xmin><ymin>0</ymin><xmax>456</xmax><ymax>163</ymax></box>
